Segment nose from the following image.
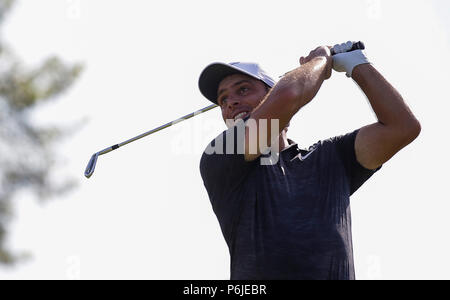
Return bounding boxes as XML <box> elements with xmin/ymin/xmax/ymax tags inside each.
<box><xmin>226</xmin><ymin>98</ymin><xmax>240</xmax><ymax>110</ymax></box>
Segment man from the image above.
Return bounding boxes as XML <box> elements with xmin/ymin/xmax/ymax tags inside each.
<box><xmin>198</xmin><ymin>42</ymin><xmax>421</xmax><ymax>280</ymax></box>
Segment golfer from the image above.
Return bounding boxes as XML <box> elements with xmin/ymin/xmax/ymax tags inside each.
<box><xmin>198</xmin><ymin>42</ymin><xmax>421</xmax><ymax>280</ymax></box>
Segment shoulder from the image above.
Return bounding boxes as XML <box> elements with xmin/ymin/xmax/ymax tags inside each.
<box><xmin>313</xmin><ymin>130</ymin><xmax>359</xmax><ymax>153</ymax></box>
<box><xmin>299</xmin><ymin>130</ymin><xmax>360</xmax><ymax>165</ymax></box>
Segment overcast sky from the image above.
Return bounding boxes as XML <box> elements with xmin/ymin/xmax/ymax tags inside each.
<box><xmin>0</xmin><ymin>0</ymin><xmax>449</xmax><ymax>279</ymax></box>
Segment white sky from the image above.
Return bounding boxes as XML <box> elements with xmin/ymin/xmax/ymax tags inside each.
<box><xmin>0</xmin><ymin>0</ymin><xmax>449</xmax><ymax>279</ymax></box>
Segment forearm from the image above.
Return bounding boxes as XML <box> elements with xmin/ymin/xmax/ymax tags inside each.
<box><xmin>352</xmin><ymin>64</ymin><xmax>420</xmax><ymax>131</ymax></box>
<box><xmin>254</xmin><ymin>56</ymin><xmax>329</xmax><ymax>124</ymax></box>
<box><xmin>245</xmin><ymin>57</ymin><xmax>329</xmax><ymax>161</ymax></box>
<box><xmin>276</xmin><ymin>57</ymin><xmax>329</xmax><ymax>111</ymax></box>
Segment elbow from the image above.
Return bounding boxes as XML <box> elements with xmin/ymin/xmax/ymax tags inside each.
<box><xmin>409</xmin><ymin>118</ymin><xmax>421</xmax><ymax>139</ymax></box>
<box><xmin>401</xmin><ymin>118</ymin><xmax>421</xmax><ymax>144</ymax></box>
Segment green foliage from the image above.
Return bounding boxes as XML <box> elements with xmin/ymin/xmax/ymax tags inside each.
<box><xmin>0</xmin><ymin>0</ymin><xmax>83</xmax><ymax>265</ymax></box>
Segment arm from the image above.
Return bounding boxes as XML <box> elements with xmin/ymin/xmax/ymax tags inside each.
<box><xmin>352</xmin><ymin>64</ymin><xmax>421</xmax><ymax>170</ymax></box>
<box><xmin>245</xmin><ymin>46</ymin><xmax>332</xmax><ymax>161</ymax></box>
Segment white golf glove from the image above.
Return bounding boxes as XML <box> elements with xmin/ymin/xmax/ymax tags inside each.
<box><xmin>332</xmin><ymin>41</ymin><xmax>371</xmax><ymax>77</ymax></box>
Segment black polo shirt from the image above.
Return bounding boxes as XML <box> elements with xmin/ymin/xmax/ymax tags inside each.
<box><xmin>199</xmin><ymin>121</ymin><xmax>381</xmax><ymax>280</ymax></box>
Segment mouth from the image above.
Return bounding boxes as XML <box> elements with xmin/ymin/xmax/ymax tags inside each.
<box><xmin>232</xmin><ymin>111</ymin><xmax>250</xmax><ymax>121</ymax></box>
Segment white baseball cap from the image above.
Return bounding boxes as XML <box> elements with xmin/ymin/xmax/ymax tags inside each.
<box><xmin>198</xmin><ymin>62</ymin><xmax>276</xmax><ymax>104</ymax></box>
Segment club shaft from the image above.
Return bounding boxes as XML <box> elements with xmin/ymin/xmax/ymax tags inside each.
<box><xmin>107</xmin><ymin>103</ymin><xmax>218</xmax><ymax>153</ymax></box>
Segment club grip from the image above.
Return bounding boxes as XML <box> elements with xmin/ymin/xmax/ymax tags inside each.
<box><xmin>331</xmin><ymin>41</ymin><xmax>365</xmax><ymax>56</ymax></box>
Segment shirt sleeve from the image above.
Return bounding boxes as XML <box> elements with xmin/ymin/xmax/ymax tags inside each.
<box><xmin>199</xmin><ymin>119</ymin><xmax>257</xmax><ymax>216</ymax></box>
<box><xmin>331</xmin><ymin>129</ymin><xmax>382</xmax><ymax>196</ymax></box>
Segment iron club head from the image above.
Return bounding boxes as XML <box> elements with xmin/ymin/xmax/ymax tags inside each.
<box><xmin>85</xmin><ymin>152</ymin><xmax>99</xmax><ymax>178</ymax></box>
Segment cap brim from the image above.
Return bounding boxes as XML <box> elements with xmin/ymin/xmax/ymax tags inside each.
<box><xmin>198</xmin><ymin>62</ymin><xmax>255</xmax><ymax>104</ymax></box>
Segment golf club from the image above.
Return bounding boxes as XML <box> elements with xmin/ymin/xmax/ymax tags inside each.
<box><xmin>84</xmin><ymin>103</ymin><xmax>218</xmax><ymax>178</ymax></box>
<box><xmin>85</xmin><ymin>41</ymin><xmax>365</xmax><ymax>179</ymax></box>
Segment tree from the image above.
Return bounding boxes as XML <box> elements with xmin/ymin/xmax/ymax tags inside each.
<box><xmin>0</xmin><ymin>0</ymin><xmax>83</xmax><ymax>264</ymax></box>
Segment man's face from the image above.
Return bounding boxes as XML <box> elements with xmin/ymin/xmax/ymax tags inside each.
<box><xmin>216</xmin><ymin>74</ymin><xmax>268</xmax><ymax>126</ymax></box>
